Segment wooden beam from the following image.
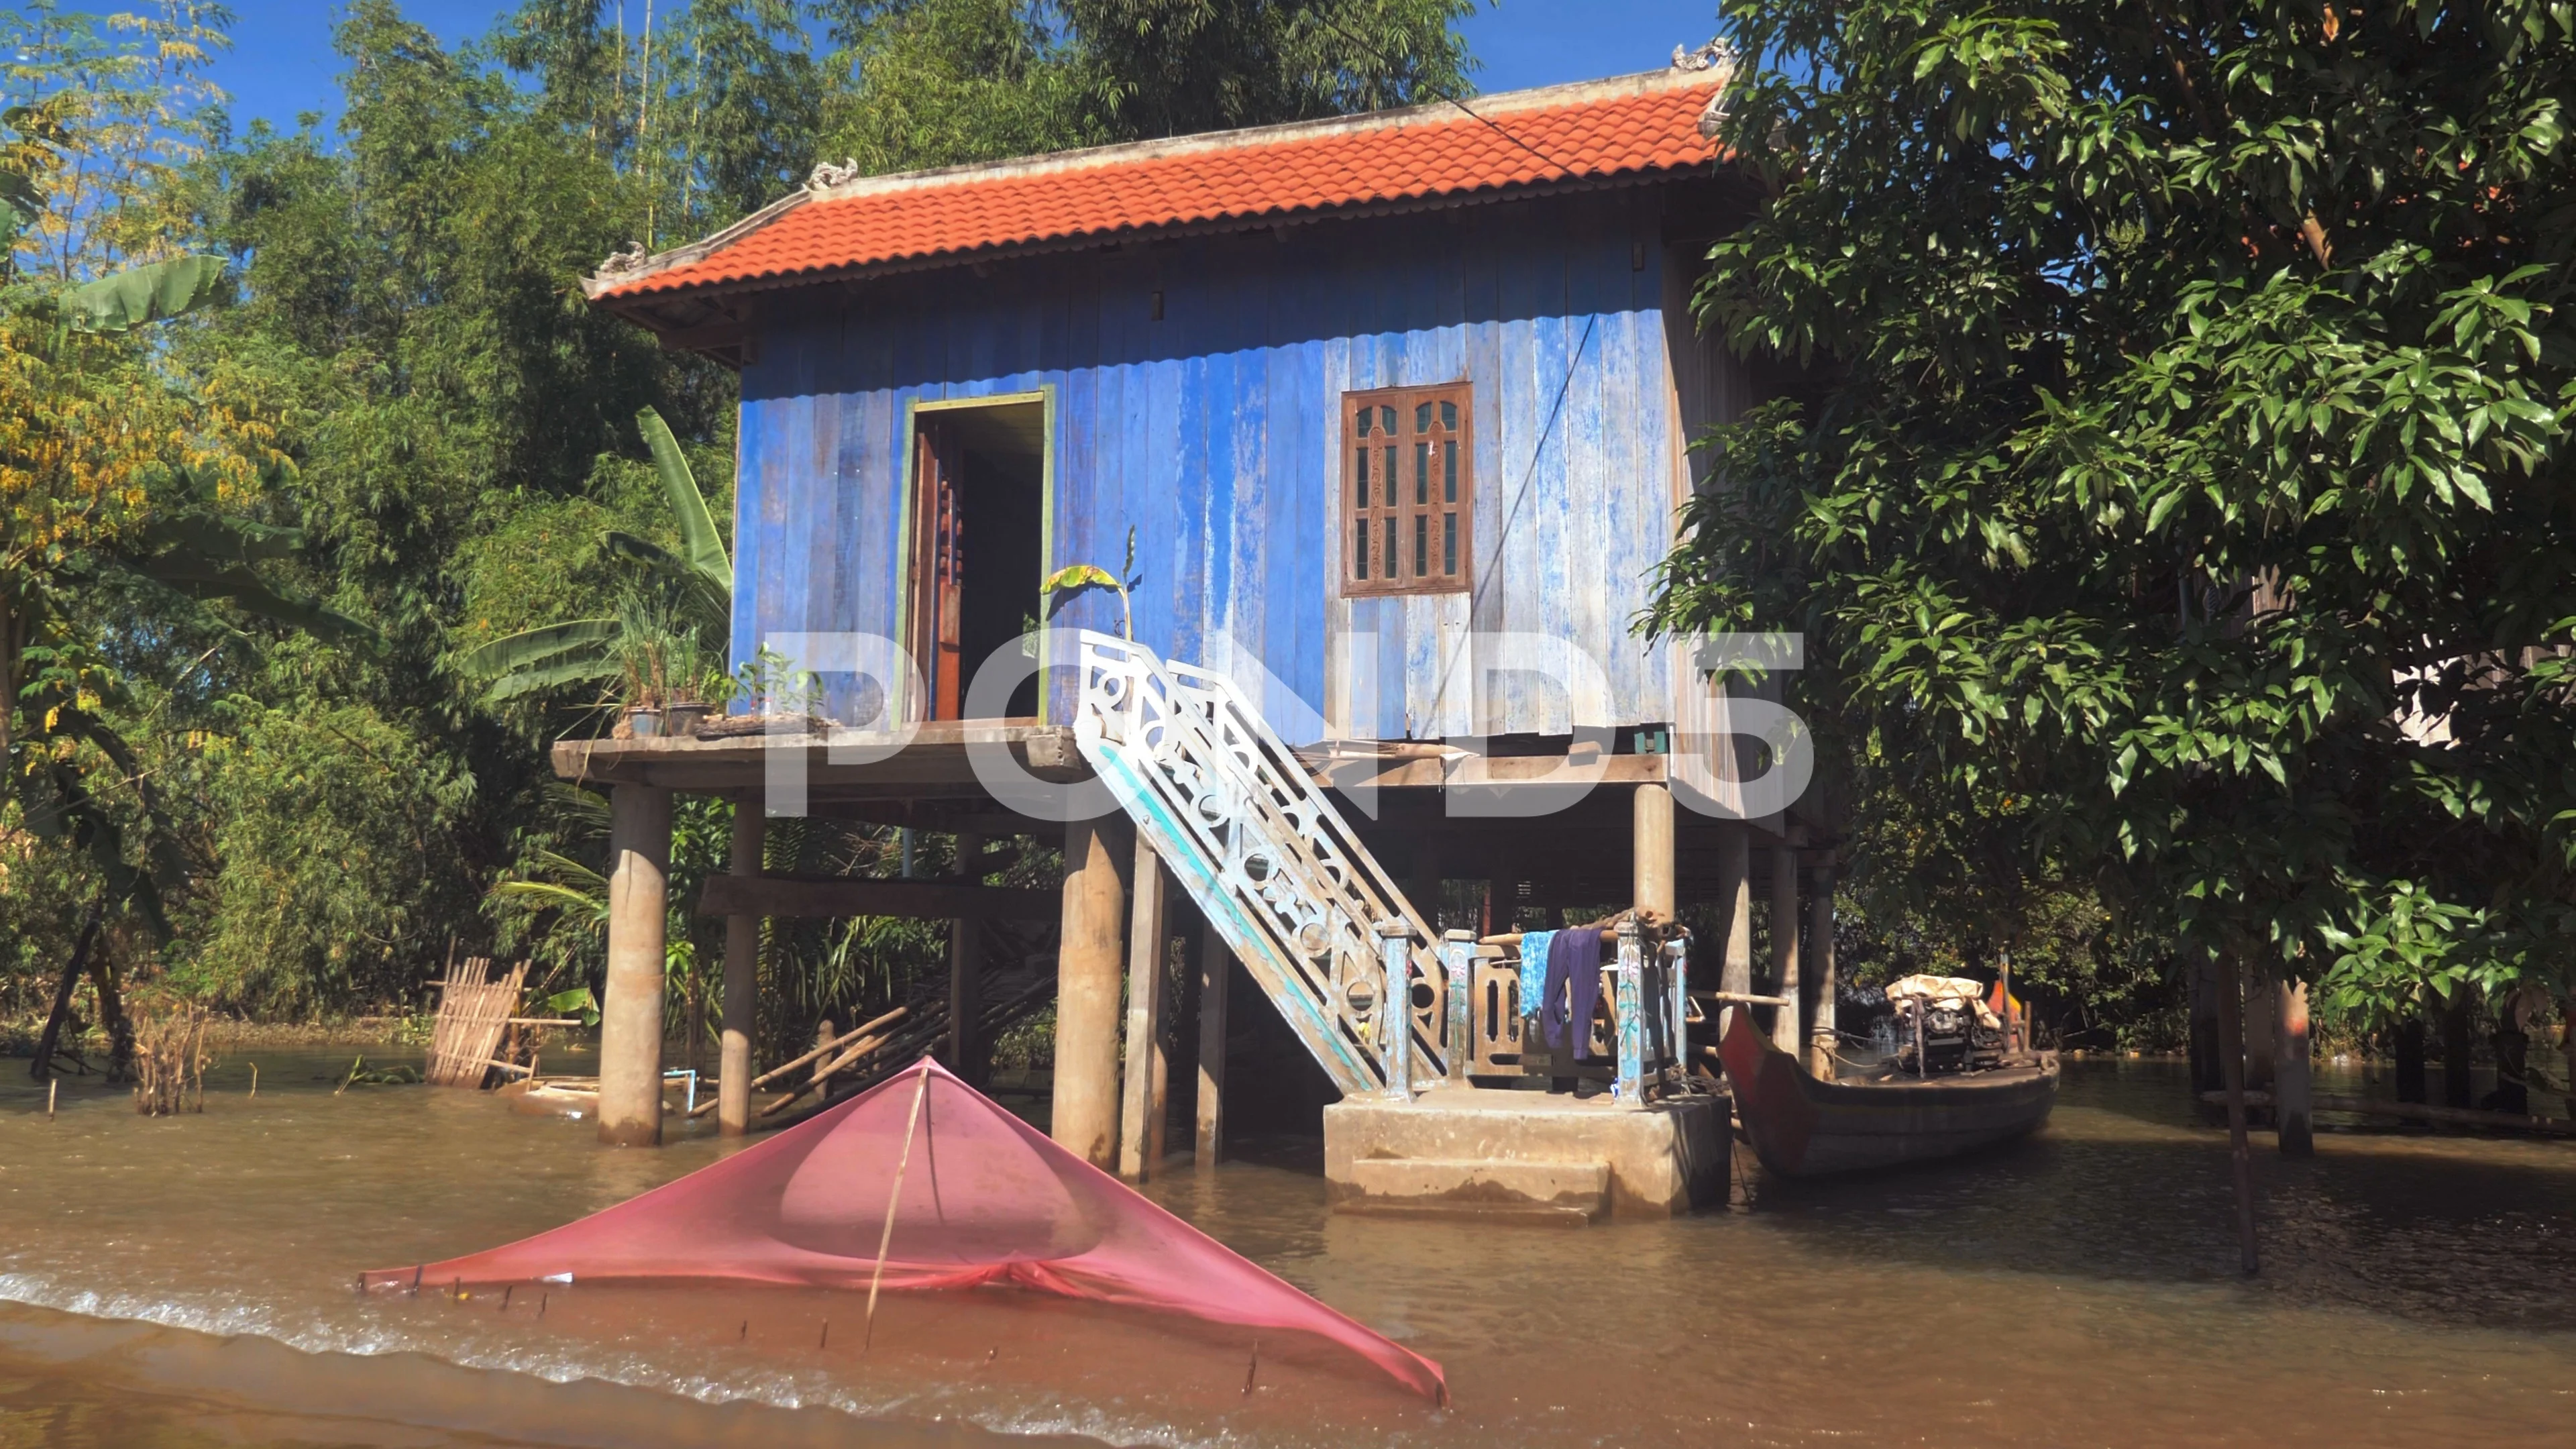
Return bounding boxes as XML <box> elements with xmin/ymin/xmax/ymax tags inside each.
<box><xmin>696</xmin><ymin>874</ymin><xmax>1059</xmax><ymax>920</ymax></box>
<box><xmin>1312</xmin><ymin>751</ymin><xmax>1670</xmax><ymax>793</ymax></box>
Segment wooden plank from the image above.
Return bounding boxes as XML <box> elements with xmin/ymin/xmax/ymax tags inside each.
<box><xmin>698</xmin><ymin>874</ymin><xmax>1061</xmax><ymax>920</ymax></box>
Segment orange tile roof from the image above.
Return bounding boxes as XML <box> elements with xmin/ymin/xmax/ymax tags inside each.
<box><xmin>593</xmin><ymin>71</ymin><xmax>1725</xmax><ymax>301</ymax></box>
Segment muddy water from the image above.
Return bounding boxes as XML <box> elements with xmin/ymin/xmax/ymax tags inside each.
<box><xmin>3</xmin><ymin>1050</ymin><xmax>2572</xmax><ymax>1448</ymax></box>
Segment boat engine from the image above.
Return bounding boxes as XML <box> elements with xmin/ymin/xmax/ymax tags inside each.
<box><xmin>1885</xmin><ymin>978</ymin><xmax>2007</xmax><ymax>1075</ymax></box>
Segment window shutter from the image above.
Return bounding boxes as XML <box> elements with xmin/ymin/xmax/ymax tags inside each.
<box><xmin>1341</xmin><ymin>383</ymin><xmax>1472</xmax><ymax>598</ymax></box>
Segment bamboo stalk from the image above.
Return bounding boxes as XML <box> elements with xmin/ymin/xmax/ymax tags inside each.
<box><xmin>745</xmin><ymin>1008</ymin><xmax>908</xmax><ymax>1091</ymax></box>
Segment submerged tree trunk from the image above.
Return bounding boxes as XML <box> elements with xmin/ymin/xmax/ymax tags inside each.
<box><xmin>91</xmin><ymin>949</ymin><xmax>135</xmax><ymax>1084</ymax></box>
<box><xmin>2440</xmin><ymin>989</ymin><xmax>2476</xmax><ymax>1110</ymax></box>
<box><xmin>2394</xmin><ymin>1012</ymin><xmax>2428</xmax><ymax>1104</ymax></box>
<box><xmin>2561</xmin><ymin>994</ymin><xmax>2576</xmax><ymax>1123</ymax></box>
<box><xmin>2187</xmin><ymin>948</ymin><xmax>2222</xmax><ymax>1098</ymax></box>
<box><xmin>2214</xmin><ymin>945</ymin><xmax>2261</xmax><ymax>1275</ymax></box>
<box><xmin>30</xmin><ymin>900</ymin><xmax>107</xmax><ymax>1081</ymax></box>
<box><xmin>2488</xmin><ymin>1024</ymin><xmax>2530</xmax><ymax>1116</ymax></box>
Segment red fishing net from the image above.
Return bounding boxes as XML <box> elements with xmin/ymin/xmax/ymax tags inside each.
<box><xmin>362</xmin><ymin>1058</ymin><xmax>1444</xmax><ymax>1402</ymax></box>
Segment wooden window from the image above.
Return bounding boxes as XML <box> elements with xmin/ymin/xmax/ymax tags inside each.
<box><xmin>1343</xmin><ymin>383</ymin><xmax>1472</xmax><ymax>596</ymax></box>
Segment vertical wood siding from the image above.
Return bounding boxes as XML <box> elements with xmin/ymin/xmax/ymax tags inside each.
<box><xmin>733</xmin><ymin>187</ymin><xmax>1746</xmax><ymax>743</ymax></box>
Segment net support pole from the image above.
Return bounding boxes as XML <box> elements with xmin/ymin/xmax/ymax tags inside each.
<box><xmin>717</xmin><ymin>798</ymin><xmax>764</xmax><ymax>1136</ymax></box>
<box><xmin>1768</xmin><ymin>841</ymin><xmax>1801</xmax><ymax>1056</ymax></box>
<box><xmin>1053</xmin><ymin>816</ymin><xmax>1130</xmax><ymax>1169</ymax></box>
<box><xmin>599</xmin><ymin>783</ymin><xmax>673</xmax><ymax>1147</ymax></box>
<box><xmin>1118</xmin><ymin>834</ymin><xmax>1169</xmax><ymax>1180</ymax></box>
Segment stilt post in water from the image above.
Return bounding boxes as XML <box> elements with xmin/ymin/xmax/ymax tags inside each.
<box><xmin>598</xmin><ymin>784</ymin><xmax>674</xmax><ymax>1146</ymax></box>
<box><xmin>947</xmin><ymin>831</ymin><xmax>985</xmax><ymax>1085</ymax></box>
<box><xmin>1715</xmin><ymin>825</ymin><xmax>1752</xmax><ymax>1038</ymax></box>
<box><xmin>2276</xmin><ymin>977</ymin><xmax>2313</xmax><ymax>1157</ymax></box>
<box><xmin>1805</xmin><ymin>861</ymin><xmax>1837</xmax><ymax>1076</ymax></box>
<box><xmin>1052</xmin><ymin>817</ymin><xmax>1129</xmax><ymax>1169</ymax></box>
<box><xmin>718</xmin><ymin>798</ymin><xmax>765</xmax><ymax>1136</ymax></box>
<box><xmin>1195</xmin><ymin>921</ymin><xmax>1229</xmax><ymax>1167</ymax></box>
<box><xmin>1768</xmin><ymin>843</ymin><xmax>1801</xmax><ymax>1055</ymax></box>
<box><xmin>1117</xmin><ymin>836</ymin><xmax>1169</xmax><ymax>1179</ymax></box>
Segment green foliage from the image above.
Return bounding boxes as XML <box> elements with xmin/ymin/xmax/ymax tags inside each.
<box><xmin>1653</xmin><ymin>1</ymin><xmax>2576</xmax><ymax>1008</ymax></box>
<box><xmin>58</xmin><ymin>252</ymin><xmax>227</xmax><ymax>331</ymax></box>
<box><xmin>184</xmin><ymin>697</ymin><xmax>478</xmax><ymax>1012</ymax></box>
<box><xmin>5</xmin><ymin>0</ymin><xmax>1481</xmax><ymax>1039</ymax></box>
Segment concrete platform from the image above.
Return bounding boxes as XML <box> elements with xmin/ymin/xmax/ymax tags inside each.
<box><xmin>1324</xmin><ymin>1085</ymin><xmax>1725</xmax><ymax>1220</ymax></box>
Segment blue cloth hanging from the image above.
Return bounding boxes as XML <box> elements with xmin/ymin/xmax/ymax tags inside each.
<box><xmin>1515</xmin><ymin>930</ymin><xmax>1554</xmax><ymax>1024</ymax></box>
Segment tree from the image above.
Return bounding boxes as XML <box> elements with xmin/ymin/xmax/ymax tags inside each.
<box><xmin>1651</xmin><ymin>0</ymin><xmax>2576</xmax><ymax>1205</ymax></box>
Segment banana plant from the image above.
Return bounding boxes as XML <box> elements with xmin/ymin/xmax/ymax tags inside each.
<box><xmin>462</xmin><ymin>407</ymin><xmax>732</xmax><ymax>702</ymax></box>
<box><xmin>1041</xmin><ymin>525</ymin><xmax>1138</xmax><ymax>642</ymax></box>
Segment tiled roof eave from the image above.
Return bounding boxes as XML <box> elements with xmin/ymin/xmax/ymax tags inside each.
<box><xmin>595</xmin><ymin>161</ymin><xmax>1710</xmax><ymax>312</ymax></box>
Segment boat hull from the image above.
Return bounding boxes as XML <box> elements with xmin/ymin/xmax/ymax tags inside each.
<box><xmin>1717</xmin><ymin>1010</ymin><xmax>2058</xmax><ymax>1177</ymax></box>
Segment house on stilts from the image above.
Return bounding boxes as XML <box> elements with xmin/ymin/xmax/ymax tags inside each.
<box><xmin>566</xmin><ymin>58</ymin><xmax>1838</xmax><ymax>1220</ymax></box>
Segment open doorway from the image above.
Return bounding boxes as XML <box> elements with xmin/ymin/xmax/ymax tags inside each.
<box><xmin>908</xmin><ymin>396</ymin><xmax>1046</xmax><ymax>720</ymax></box>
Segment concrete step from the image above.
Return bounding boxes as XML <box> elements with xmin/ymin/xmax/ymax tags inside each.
<box><xmin>1340</xmin><ymin>1157</ymin><xmax>1611</xmax><ymax>1222</ymax></box>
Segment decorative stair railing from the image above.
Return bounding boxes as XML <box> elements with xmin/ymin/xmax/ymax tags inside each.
<box><xmin>1069</xmin><ymin>630</ymin><xmax>1444</xmax><ymax>1097</ymax></box>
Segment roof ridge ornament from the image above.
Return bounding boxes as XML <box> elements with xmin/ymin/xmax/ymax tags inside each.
<box><xmin>597</xmin><ymin>241</ymin><xmax>649</xmax><ymax>277</ymax></box>
<box><xmin>808</xmin><ymin>157</ymin><xmax>863</xmax><ymax>191</ymax></box>
<box><xmin>1670</xmin><ymin>38</ymin><xmax>1730</xmax><ymax>73</ymax></box>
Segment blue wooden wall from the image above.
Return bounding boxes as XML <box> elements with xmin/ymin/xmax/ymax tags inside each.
<box><xmin>732</xmin><ymin>186</ymin><xmax>1741</xmax><ymax>742</ymax></box>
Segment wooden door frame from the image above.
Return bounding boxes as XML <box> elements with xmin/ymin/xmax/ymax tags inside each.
<box><xmin>891</xmin><ymin>387</ymin><xmax>1057</xmax><ymax>725</ymax></box>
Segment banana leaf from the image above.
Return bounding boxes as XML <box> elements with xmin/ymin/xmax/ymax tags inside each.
<box><xmin>637</xmin><ymin>406</ymin><xmax>733</xmax><ymax>594</ymax></box>
<box><xmin>61</xmin><ymin>254</ymin><xmax>231</xmax><ymax>333</ymax></box>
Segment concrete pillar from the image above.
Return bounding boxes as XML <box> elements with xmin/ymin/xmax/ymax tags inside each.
<box><xmin>1195</xmin><ymin>920</ymin><xmax>1228</xmax><ymax>1168</ymax></box>
<box><xmin>598</xmin><ymin>784</ymin><xmax>673</xmax><ymax>1147</ymax></box>
<box><xmin>1769</xmin><ymin>842</ymin><xmax>1801</xmax><ymax>1055</ymax></box>
<box><xmin>716</xmin><ymin>800</ymin><xmax>763</xmax><ymax>1137</ymax></box>
<box><xmin>1118</xmin><ymin>834</ymin><xmax>1169</xmax><ymax>1180</ymax></box>
<box><xmin>1632</xmin><ymin>782</ymin><xmax>1675</xmax><ymax>924</ymax></box>
<box><xmin>947</xmin><ymin>831</ymin><xmax>984</xmax><ymax>1085</ymax></box>
<box><xmin>1805</xmin><ymin>861</ymin><xmax>1836</xmax><ymax>1077</ymax></box>
<box><xmin>1715</xmin><ymin>824</ymin><xmax>1752</xmax><ymax>1036</ymax></box>
<box><xmin>2276</xmin><ymin>978</ymin><xmax>2312</xmax><ymax>1157</ymax></box>
<box><xmin>1053</xmin><ymin>816</ymin><xmax>1129</xmax><ymax>1169</ymax></box>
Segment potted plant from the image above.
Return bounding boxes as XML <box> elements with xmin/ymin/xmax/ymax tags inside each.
<box><xmin>616</xmin><ymin>598</ymin><xmax>675</xmax><ymax>736</ymax></box>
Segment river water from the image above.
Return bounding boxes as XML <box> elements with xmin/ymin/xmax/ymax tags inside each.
<box><xmin>3</xmin><ymin>1049</ymin><xmax>2571</xmax><ymax>1448</ymax></box>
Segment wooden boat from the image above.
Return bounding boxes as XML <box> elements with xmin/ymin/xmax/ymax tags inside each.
<box><xmin>1717</xmin><ymin>1009</ymin><xmax>2059</xmax><ymax>1177</ymax></box>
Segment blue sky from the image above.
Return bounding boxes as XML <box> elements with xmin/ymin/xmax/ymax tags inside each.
<box><xmin>211</xmin><ymin>1</ymin><xmax>1727</xmax><ymax>134</ymax></box>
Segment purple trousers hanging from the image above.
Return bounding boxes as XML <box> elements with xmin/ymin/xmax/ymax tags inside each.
<box><xmin>1542</xmin><ymin>928</ymin><xmax>1603</xmax><ymax>1060</ymax></box>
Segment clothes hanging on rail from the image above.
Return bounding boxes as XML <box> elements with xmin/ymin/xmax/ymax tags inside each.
<box><xmin>1515</xmin><ymin>930</ymin><xmax>1556</xmax><ymax>1026</ymax></box>
<box><xmin>1542</xmin><ymin>928</ymin><xmax>1603</xmax><ymax>1059</ymax></box>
